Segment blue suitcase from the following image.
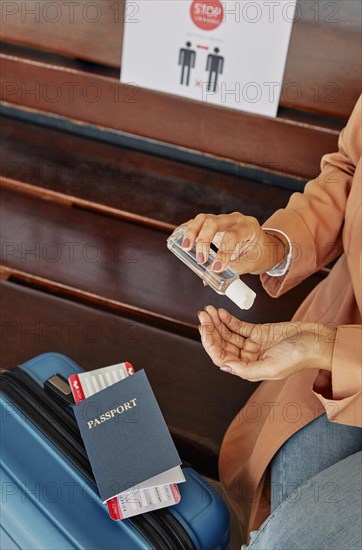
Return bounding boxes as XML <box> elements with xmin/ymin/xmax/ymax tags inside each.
<box><xmin>0</xmin><ymin>353</ymin><xmax>230</xmax><ymax>550</ymax></box>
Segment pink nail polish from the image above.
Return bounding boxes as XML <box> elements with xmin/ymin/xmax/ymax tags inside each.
<box><xmin>197</xmin><ymin>252</ymin><xmax>205</xmax><ymax>264</ymax></box>
<box><xmin>220</xmin><ymin>365</ymin><xmax>232</xmax><ymax>373</ymax></box>
<box><xmin>167</xmin><ymin>227</ymin><xmax>256</xmax><ymax>310</ymax></box>
<box><xmin>212</xmin><ymin>261</ymin><xmax>223</xmax><ymax>272</ymax></box>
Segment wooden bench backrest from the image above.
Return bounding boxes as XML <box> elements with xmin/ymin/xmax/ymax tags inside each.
<box><xmin>2</xmin><ymin>0</ymin><xmax>361</xmax><ymax>118</ymax></box>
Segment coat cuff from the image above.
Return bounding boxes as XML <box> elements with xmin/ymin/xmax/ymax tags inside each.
<box><xmin>261</xmin><ymin>208</ymin><xmax>317</xmax><ymax>297</ymax></box>
<box><xmin>263</xmin><ymin>228</ymin><xmax>293</xmax><ymax>277</ymax></box>
<box><xmin>312</xmin><ymin>326</ymin><xmax>362</xmax><ymax>427</ymax></box>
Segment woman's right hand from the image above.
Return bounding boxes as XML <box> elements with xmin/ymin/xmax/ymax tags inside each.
<box><xmin>178</xmin><ymin>212</ymin><xmax>288</xmax><ymax>275</ymax></box>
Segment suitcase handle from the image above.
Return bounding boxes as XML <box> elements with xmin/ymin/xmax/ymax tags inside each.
<box><xmin>44</xmin><ymin>373</ymin><xmax>75</xmax><ymax>406</ymax></box>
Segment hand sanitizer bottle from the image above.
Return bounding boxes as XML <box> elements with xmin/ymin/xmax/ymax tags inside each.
<box><xmin>167</xmin><ymin>227</ymin><xmax>256</xmax><ymax>310</ymax></box>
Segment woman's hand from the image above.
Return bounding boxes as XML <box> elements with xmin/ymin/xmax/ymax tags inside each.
<box><xmin>178</xmin><ymin>212</ymin><xmax>287</xmax><ymax>274</ymax></box>
<box><xmin>198</xmin><ymin>306</ymin><xmax>337</xmax><ymax>381</ymax></box>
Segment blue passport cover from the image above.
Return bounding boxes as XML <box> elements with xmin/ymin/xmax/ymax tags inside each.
<box><xmin>73</xmin><ymin>369</ymin><xmax>181</xmax><ymax>502</ymax></box>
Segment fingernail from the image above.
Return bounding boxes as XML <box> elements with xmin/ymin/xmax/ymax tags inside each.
<box><xmin>182</xmin><ymin>238</ymin><xmax>190</xmax><ymax>248</ymax></box>
<box><xmin>212</xmin><ymin>261</ymin><xmax>223</xmax><ymax>272</ymax></box>
<box><xmin>220</xmin><ymin>365</ymin><xmax>233</xmax><ymax>373</ymax></box>
<box><xmin>197</xmin><ymin>311</ymin><xmax>202</xmax><ymax>320</ymax></box>
<box><xmin>197</xmin><ymin>252</ymin><xmax>205</xmax><ymax>264</ymax></box>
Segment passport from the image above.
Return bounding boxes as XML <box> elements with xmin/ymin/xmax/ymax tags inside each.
<box><xmin>73</xmin><ymin>369</ymin><xmax>182</xmax><ymax>502</ymax></box>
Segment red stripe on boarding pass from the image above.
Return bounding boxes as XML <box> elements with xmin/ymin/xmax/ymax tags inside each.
<box><xmin>68</xmin><ymin>374</ymin><xmax>86</xmax><ymax>404</ymax></box>
<box><xmin>125</xmin><ymin>362</ymin><xmax>135</xmax><ymax>376</ymax></box>
<box><xmin>170</xmin><ymin>484</ymin><xmax>181</xmax><ymax>504</ymax></box>
<box><xmin>107</xmin><ymin>497</ymin><xmax>123</xmax><ymax>521</ymax></box>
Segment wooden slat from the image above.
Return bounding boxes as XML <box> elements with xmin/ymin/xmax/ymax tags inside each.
<box><xmin>0</xmin><ymin>114</ymin><xmax>294</xmax><ymax>229</ymax></box>
<box><xmin>1</xmin><ymin>187</ymin><xmax>322</xmax><ymax>330</ymax></box>
<box><xmin>281</xmin><ymin>4</ymin><xmax>361</xmax><ymax>118</ymax></box>
<box><xmin>1</xmin><ymin>1</ymin><xmax>360</xmax><ymax>118</ymax></box>
<box><xmin>0</xmin><ymin>0</ymin><xmax>125</xmax><ymax>67</ymax></box>
<box><xmin>0</xmin><ymin>45</ymin><xmax>342</xmax><ymax>179</ymax></box>
<box><xmin>0</xmin><ymin>279</ymin><xmax>257</xmax><ymax>477</ymax></box>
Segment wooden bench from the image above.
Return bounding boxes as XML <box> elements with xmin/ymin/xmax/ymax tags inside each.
<box><xmin>1</xmin><ymin>0</ymin><xmax>360</xmax><ymax>478</ymax></box>
<box><xmin>2</xmin><ymin>0</ymin><xmax>360</xmax><ymax>118</ymax></box>
<box><xmin>0</xmin><ymin>115</ymin><xmax>324</xmax><ymax>477</ymax></box>
<box><xmin>0</xmin><ymin>118</ymin><xmax>324</xmax><ymax>333</ymax></box>
<box><xmin>2</xmin><ymin>0</ymin><xmax>361</xmax><ymax>179</ymax></box>
<box><xmin>0</xmin><ymin>113</ymin><xmax>296</xmax><ymax>230</ymax></box>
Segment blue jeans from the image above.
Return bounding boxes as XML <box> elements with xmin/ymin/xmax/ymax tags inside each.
<box><xmin>242</xmin><ymin>414</ymin><xmax>362</xmax><ymax>549</ymax></box>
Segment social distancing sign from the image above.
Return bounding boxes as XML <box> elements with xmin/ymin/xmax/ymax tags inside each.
<box><xmin>121</xmin><ymin>0</ymin><xmax>297</xmax><ymax>117</ymax></box>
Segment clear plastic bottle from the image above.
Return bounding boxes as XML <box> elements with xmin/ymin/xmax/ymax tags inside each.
<box><xmin>167</xmin><ymin>226</ymin><xmax>256</xmax><ymax>310</ymax></box>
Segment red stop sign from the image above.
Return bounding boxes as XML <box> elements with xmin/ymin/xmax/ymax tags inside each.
<box><xmin>190</xmin><ymin>0</ymin><xmax>224</xmax><ymax>31</ymax></box>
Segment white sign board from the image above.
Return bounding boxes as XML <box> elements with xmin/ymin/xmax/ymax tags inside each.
<box><xmin>121</xmin><ymin>1</ymin><xmax>297</xmax><ymax>117</ymax></box>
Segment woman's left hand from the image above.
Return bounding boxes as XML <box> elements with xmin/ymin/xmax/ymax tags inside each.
<box><xmin>198</xmin><ymin>306</ymin><xmax>337</xmax><ymax>381</ymax></box>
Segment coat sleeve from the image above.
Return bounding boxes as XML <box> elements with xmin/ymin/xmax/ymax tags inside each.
<box><xmin>312</xmin><ymin>326</ymin><xmax>362</xmax><ymax>427</ymax></box>
<box><xmin>260</xmin><ymin>96</ymin><xmax>362</xmax><ymax>428</ymax></box>
<box><xmin>260</xmin><ymin>96</ymin><xmax>361</xmax><ymax>298</ymax></box>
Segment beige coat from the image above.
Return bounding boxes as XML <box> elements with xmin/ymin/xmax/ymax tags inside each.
<box><xmin>219</xmin><ymin>96</ymin><xmax>362</xmax><ymax>542</ymax></box>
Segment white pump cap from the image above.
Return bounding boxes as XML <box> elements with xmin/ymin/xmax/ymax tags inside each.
<box><xmin>225</xmin><ymin>279</ymin><xmax>256</xmax><ymax>310</ymax></box>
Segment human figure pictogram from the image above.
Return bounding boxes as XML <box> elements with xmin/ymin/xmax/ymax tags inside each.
<box><xmin>178</xmin><ymin>42</ymin><xmax>196</xmax><ymax>86</ymax></box>
<box><xmin>206</xmin><ymin>47</ymin><xmax>224</xmax><ymax>92</ymax></box>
